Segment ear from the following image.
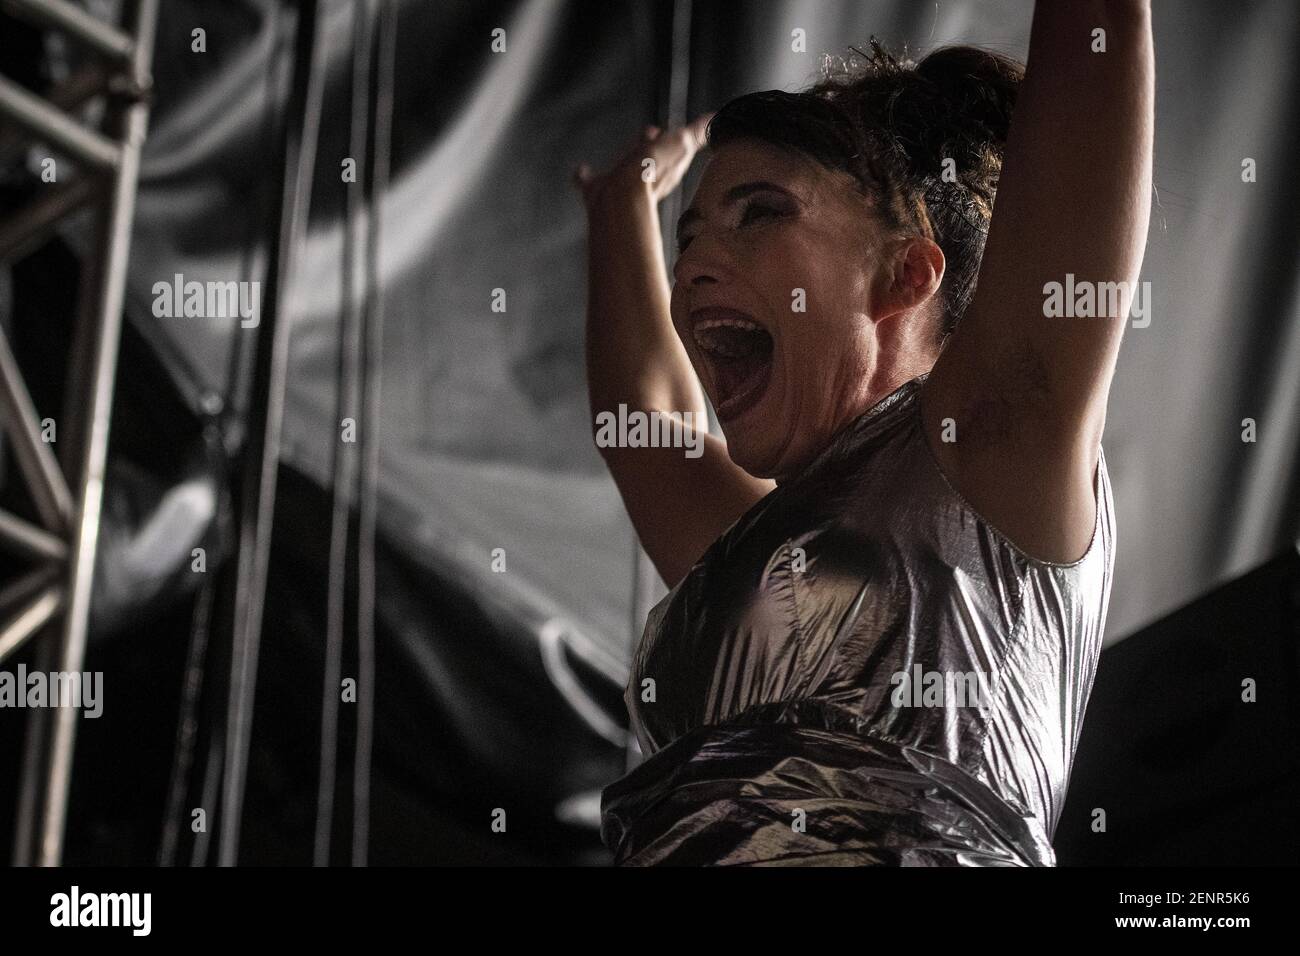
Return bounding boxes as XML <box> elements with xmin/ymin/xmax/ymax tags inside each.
<box><xmin>875</xmin><ymin>236</ymin><xmax>945</xmax><ymax>322</ymax></box>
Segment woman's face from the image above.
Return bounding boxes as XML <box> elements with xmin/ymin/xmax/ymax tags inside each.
<box><xmin>671</xmin><ymin>137</ymin><xmax>914</xmax><ymax>481</ymax></box>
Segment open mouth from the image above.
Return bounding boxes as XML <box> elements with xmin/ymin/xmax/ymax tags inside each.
<box><xmin>690</xmin><ymin>309</ymin><xmax>774</xmax><ymax>421</ymax></box>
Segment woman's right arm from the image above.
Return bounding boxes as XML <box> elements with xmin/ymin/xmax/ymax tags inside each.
<box><xmin>577</xmin><ymin>121</ymin><xmax>775</xmax><ymax>589</ymax></box>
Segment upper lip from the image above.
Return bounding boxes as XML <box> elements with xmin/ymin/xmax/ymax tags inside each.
<box><xmin>688</xmin><ymin>305</ymin><xmax>766</xmax><ymax>337</ymax></box>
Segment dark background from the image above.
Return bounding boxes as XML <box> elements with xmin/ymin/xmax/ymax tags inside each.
<box><xmin>0</xmin><ymin>0</ymin><xmax>1297</xmax><ymax>865</ymax></box>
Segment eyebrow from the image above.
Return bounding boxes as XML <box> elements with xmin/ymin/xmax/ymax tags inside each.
<box><xmin>675</xmin><ymin>181</ymin><xmax>796</xmax><ymax>243</ymax></box>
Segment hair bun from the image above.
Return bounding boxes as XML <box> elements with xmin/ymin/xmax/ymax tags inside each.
<box><xmin>915</xmin><ymin>46</ymin><xmax>1023</xmax><ymax>152</ymax></box>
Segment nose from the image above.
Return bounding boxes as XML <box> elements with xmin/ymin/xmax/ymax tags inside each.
<box><xmin>672</xmin><ymin>231</ymin><xmax>735</xmax><ymax>287</ymax></box>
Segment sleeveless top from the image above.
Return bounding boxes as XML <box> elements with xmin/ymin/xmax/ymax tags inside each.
<box><xmin>600</xmin><ymin>373</ymin><xmax>1116</xmax><ymax>866</ymax></box>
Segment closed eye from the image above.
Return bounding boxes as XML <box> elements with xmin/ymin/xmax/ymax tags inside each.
<box><xmin>676</xmin><ymin>201</ymin><xmax>786</xmax><ymax>254</ymax></box>
<box><xmin>740</xmin><ymin>203</ymin><xmax>782</xmax><ymax>225</ymax></box>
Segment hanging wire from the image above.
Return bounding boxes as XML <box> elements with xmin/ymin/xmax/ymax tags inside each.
<box><xmin>190</xmin><ymin>724</ymin><xmax>224</xmax><ymax>866</ymax></box>
<box><xmin>157</xmin><ymin>555</ymin><xmax>217</xmax><ymax>866</ymax></box>
<box><xmin>315</xmin><ymin>0</ymin><xmax>374</xmax><ymax>870</ymax></box>
<box><xmin>352</xmin><ymin>0</ymin><xmax>396</xmax><ymax>867</ymax></box>
<box><xmin>158</xmin><ymin>0</ymin><xmax>289</xmax><ymax>869</ymax></box>
<box><xmin>218</xmin><ymin>0</ymin><xmax>327</xmax><ymax>867</ymax></box>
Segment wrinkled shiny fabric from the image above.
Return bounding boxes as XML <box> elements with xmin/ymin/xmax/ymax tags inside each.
<box><xmin>601</xmin><ymin>374</ymin><xmax>1116</xmax><ymax>866</ymax></box>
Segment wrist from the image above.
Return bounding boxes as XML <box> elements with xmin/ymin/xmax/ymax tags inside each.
<box><xmin>587</xmin><ymin>166</ymin><xmax>656</xmax><ymax>219</ymax></box>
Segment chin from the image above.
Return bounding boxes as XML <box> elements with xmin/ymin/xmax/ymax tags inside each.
<box><xmin>722</xmin><ymin>429</ymin><xmax>785</xmax><ymax>479</ymax></box>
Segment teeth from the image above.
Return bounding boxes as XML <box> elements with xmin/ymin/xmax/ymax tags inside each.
<box><xmin>692</xmin><ymin>316</ymin><xmax>767</xmax><ymax>356</ymax></box>
<box><xmin>695</xmin><ymin>316</ymin><xmax>762</xmax><ymax>334</ymax></box>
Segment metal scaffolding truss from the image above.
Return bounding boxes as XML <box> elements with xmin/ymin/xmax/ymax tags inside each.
<box><xmin>0</xmin><ymin>0</ymin><xmax>159</xmax><ymax>866</ymax></box>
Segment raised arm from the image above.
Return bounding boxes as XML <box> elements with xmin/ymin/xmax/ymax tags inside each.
<box><xmin>923</xmin><ymin>0</ymin><xmax>1154</xmax><ymax>562</ymax></box>
<box><xmin>577</xmin><ymin>121</ymin><xmax>775</xmax><ymax>588</ymax></box>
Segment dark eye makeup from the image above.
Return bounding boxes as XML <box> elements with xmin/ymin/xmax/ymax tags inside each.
<box><xmin>676</xmin><ymin>198</ymin><xmax>788</xmax><ymax>254</ymax></box>
<box><xmin>740</xmin><ymin>203</ymin><xmax>782</xmax><ymax>225</ymax></box>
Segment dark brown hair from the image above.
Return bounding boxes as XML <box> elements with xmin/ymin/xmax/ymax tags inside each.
<box><xmin>705</xmin><ymin>39</ymin><xmax>1024</xmax><ymax>343</ymax></box>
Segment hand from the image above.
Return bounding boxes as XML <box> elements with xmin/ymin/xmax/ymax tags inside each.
<box><xmin>572</xmin><ymin>112</ymin><xmax>714</xmax><ymax>210</ymax></box>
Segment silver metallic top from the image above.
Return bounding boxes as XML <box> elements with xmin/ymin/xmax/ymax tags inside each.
<box><xmin>601</xmin><ymin>373</ymin><xmax>1116</xmax><ymax>865</ymax></box>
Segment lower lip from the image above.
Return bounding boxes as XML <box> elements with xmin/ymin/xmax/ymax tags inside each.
<box><xmin>713</xmin><ymin>360</ymin><xmax>773</xmax><ymax>422</ymax></box>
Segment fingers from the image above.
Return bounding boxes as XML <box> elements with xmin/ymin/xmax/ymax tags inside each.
<box><xmin>647</xmin><ymin>114</ymin><xmax>711</xmax><ymax>167</ymax></box>
<box><xmin>683</xmin><ymin>111</ymin><xmax>714</xmax><ymax>151</ymax></box>
<box><xmin>573</xmin><ymin>113</ymin><xmax>712</xmax><ymax>203</ymax></box>
<box><xmin>573</xmin><ymin>124</ymin><xmax>660</xmax><ymax>196</ymax></box>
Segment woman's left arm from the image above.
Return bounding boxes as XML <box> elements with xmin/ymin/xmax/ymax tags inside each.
<box><xmin>923</xmin><ymin>0</ymin><xmax>1153</xmax><ymax>562</ymax></box>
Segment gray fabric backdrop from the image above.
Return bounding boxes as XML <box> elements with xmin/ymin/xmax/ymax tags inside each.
<box><xmin>118</xmin><ymin>0</ymin><xmax>1300</xmax><ymax>670</ymax></box>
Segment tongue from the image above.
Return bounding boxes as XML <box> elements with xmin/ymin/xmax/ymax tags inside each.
<box><xmin>713</xmin><ymin>355</ymin><xmax>765</xmax><ymax>401</ymax></box>
<box><xmin>696</xmin><ymin>326</ymin><xmax>773</xmax><ymax>406</ymax></box>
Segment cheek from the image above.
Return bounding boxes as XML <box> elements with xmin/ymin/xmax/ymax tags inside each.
<box><xmin>763</xmin><ymin>238</ymin><xmax>826</xmax><ymax>302</ymax></box>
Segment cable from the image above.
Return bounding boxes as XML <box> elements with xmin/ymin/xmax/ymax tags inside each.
<box><xmin>218</xmin><ymin>0</ymin><xmax>327</xmax><ymax>867</ymax></box>
<box><xmin>315</xmin><ymin>0</ymin><xmax>374</xmax><ymax>870</ymax></box>
<box><xmin>157</xmin><ymin>559</ymin><xmax>216</xmax><ymax>866</ymax></box>
<box><xmin>352</xmin><ymin>0</ymin><xmax>396</xmax><ymax>868</ymax></box>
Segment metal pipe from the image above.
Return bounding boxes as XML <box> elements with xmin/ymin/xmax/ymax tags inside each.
<box><xmin>0</xmin><ymin>74</ymin><xmax>121</xmax><ymax>170</ymax></box>
<box><xmin>218</xmin><ymin>0</ymin><xmax>325</xmax><ymax>867</ymax></box>
<box><xmin>0</xmin><ymin>563</ymin><xmax>60</xmax><ymax>612</ymax></box>
<box><xmin>36</xmin><ymin>0</ymin><xmax>159</xmax><ymax>868</ymax></box>
<box><xmin>0</xmin><ymin>583</ymin><xmax>63</xmax><ymax>663</ymax></box>
<box><xmin>0</xmin><ymin>177</ymin><xmax>97</xmax><ymax>264</ymax></box>
<box><xmin>0</xmin><ymin>508</ymin><xmax>67</xmax><ymax>562</ymax></box>
<box><xmin>1</xmin><ymin>0</ymin><xmax>134</xmax><ymax>64</ymax></box>
<box><xmin>12</xmin><ymin>635</ymin><xmax>52</xmax><ymax>864</ymax></box>
<box><xmin>0</xmin><ymin>62</ymin><xmax>109</xmax><ymax>167</ymax></box>
<box><xmin>5</xmin><ymin>571</ymin><xmax>63</xmax><ymax>864</ymax></box>
<box><xmin>0</xmin><ymin>325</ymin><xmax>75</xmax><ymax>531</ymax></box>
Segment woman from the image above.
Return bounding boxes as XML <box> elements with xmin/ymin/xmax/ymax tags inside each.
<box><xmin>575</xmin><ymin>2</ymin><xmax>1153</xmax><ymax>865</ymax></box>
